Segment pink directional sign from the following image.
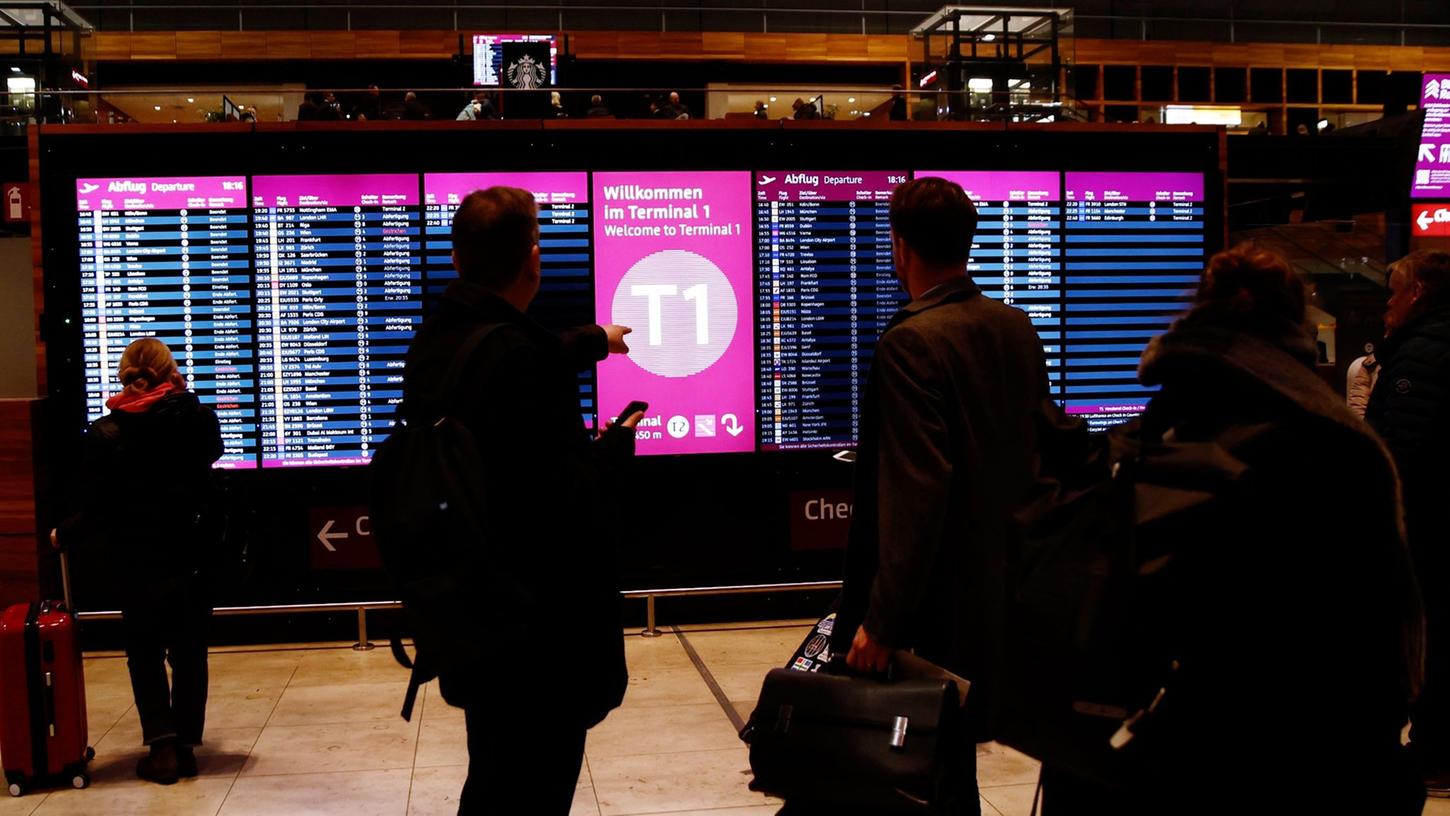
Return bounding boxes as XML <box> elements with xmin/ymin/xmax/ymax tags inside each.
<box><xmin>1414</xmin><ymin>74</ymin><xmax>1450</xmax><ymax>199</ymax></box>
<box><xmin>593</xmin><ymin>171</ymin><xmax>755</xmax><ymax>455</ymax></box>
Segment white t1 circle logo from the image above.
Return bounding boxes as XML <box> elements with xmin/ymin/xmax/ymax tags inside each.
<box><xmin>611</xmin><ymin>249</ymin><xmax>737</xmax><ymax>378</ymax></box>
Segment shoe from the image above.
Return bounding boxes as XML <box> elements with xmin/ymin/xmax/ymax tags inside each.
<box><xmin>176</xmin><ymin>745</ymin><xmax>198</xmax><ymax>779</ymax></box>
<box><xmin>136</xmin><ymin>739</ymin><xmax>179</xmax><ymax>785</ymax></box>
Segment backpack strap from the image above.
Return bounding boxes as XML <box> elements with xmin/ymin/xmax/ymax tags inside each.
<box><xmin>406</xmin><ymin>322</ymin><xmax>505</xmax><ymax>423</ymax></box>
<box><xmin>391</xmin><ymin>635</ymin><xmax>439</xmax><ymax>722</ymax></box>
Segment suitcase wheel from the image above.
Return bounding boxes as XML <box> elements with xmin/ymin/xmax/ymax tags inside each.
<box><xmin>6</xmin><ymin>782</ymin><xmax>21</xmax><ymax>798</ymax></box>
<box><xmin>69</xmin><ymin>772</ymin><xmax>89</xmax><ymax>790</ymax></box>
<box><xmin>85</xmin><ymin>747</ymin><xmax>95</xmax><ymax>762</ymax></box>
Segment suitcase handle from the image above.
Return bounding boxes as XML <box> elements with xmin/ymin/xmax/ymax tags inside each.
<box><xmin>58</xmin><ymin>550</ymin><xmax>73</xmax><ymax>613</ymax></box>
<box><xmin>41</xmin><ymin>670</ymin><xmax>56</xmax><ymax>738</ymax></box>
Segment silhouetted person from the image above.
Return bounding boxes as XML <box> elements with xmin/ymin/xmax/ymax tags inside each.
<box><xmin>831</xmin><ymin>178</ymin><xmax>1053</xmax><ymax>815</ymax></box>
<box><xmin>402</xmin><ymin>188</ymin><xmax>639</xmax><ymax>815</ymax></box>
<box><xmin>401</xmin><ymin>91</ymin><xmax>430</xmax><ymax>120</ymax></box>
<box><xmin>56</xmin><ymin>338</ymin><xmax>222</xmax><ymax>786</ymax></box>
<box><xmin>889</xmin><ymin>86</ymin><xmax>908</xmax><ymax>121</ymax></box>
<box><xmin>352</xmin><ymin>84</ymin><xmax>388</xmax><ymax>121</ymax></box>
<box><xmin>1043</xmin><ymin>247</ymin><xmax>1425</xmax><ymax>815</ymax></box>
<box><xmin>586</xmin><ymin>94</ymin><xmax>612</xmax><ymax>118</ymax></box>
<box><xmin>1367</xmin><ymin>250</ymin><xmax>1450</xmax><ymax>798</ymax></box>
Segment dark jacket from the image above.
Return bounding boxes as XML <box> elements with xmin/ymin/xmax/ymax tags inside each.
<box><xmin>401</xmin><ymin>279</ymin><xmax>633</xmax><ymax>727</ymax></box>
<box><xmin>1366</xmin><ymin>306</ymin><xmax>1450</xmax><ymax>552</ymax></box>
<box><xmin>401</xmin><ymin>98</ymin><xmax>431</xmax><ymax>120</ymax></box>
<box><xmin>1132</xmin><ymin>310</ymin><xmax>1422</xmax><ymax>809</ymax></box>
<box><xmin>58</xmin><ymin>390</ymin><xmax>223</xmax><ymax>587</ymax></box>
<box><xmin>835</xmin><ymin>277</ymin><xmax>1051</xmax><ymax>738</ymax></box>
<box><xmin>352</xmin><ymin>95</ymin><xmax>388</xmax><ymax>121</ymax></box>
<box><xmin>586</xmin><ymin>105</ymin><xmax>613</xmax><ymax>118</ymax></box>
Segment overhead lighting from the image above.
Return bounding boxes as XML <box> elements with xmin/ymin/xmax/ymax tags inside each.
<box><xmin>847</xmin><ymin>97</ymin><xmax>856</xmax><ymax>103</ymax></box>
<box><xmin>968</xmin><ymin>77</ymin><xmax>994</xmax><ymax>92</ymax></box>
<box><xmin>769</xmin><ymin>96</ymin><xmax>777</xmax><ymax>102</ymax></box>
<box><xmin>1163</xmin><ymin>105</ymin><xmax>1242</xmax><ymax>126</ymax></box>
<box><xmin>154</xmin><ymin>105</ymin><xmax>162</xmax><ymax>111</ymax></box>
<box><xmin>187</xmin><ymin>97</ymin><xmax>195</xmax><ymax>103</ymax></box>
<box><xmin>863</xmin><ymin>111</ymin><xmax>871</xmax><ymax>117</ymax></box>
<box><xmin>1316</xmin><ymin>118</ymin><xmax>1330</xmax><ymax>131</ymax></box>
<box><xmin>983</xmin><ymin>33</ymin><xmax>996</xmax><ymax>41</ymax></box>
<box><xmin>8</xmin><ymin>67</ymin><xmax>18</xmax><ymax>73</ymax></box>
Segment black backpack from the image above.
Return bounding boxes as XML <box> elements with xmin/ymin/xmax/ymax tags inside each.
<box><xmin>997</xmin><ymin>417</ymin><xmax>1269</xmax><ymax>789</ymax></box>
<box><xmin>371</xmin><ymin>323</ymin><xmax>528</xmax><ymax>717</ymax></box>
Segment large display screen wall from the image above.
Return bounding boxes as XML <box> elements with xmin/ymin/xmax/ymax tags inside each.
<box><xmin>39</xmin><ymin>125</ymin><xmax>1223</xmax><ymax>609</ymax></box>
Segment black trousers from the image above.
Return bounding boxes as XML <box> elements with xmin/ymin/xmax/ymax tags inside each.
<box><xmin>1412</xmin><ymin>526</ymin><xmax>1450</xmax><ymax>763</ymax></box>
<box><xmin>120</xmin><ymin>574</ymin><xmax>211</xmax><ymax>746</ymax></box>
<box><xmin>459</xmin><ymin>704</ymin><xmax>587</xmax><ymax>816</ymax></box>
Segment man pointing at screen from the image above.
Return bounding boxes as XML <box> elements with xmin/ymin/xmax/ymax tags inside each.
<box><xmin>836</xmin><ymin>177</ymin><xmax>1051</xmax><ymax>814</ymax></box>
<box><xmin>402</xmin><ymin>186</ymin><xmax>642</xmax><ymax>814</ymax></box>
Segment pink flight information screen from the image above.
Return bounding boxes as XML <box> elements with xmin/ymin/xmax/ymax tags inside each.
<box><xmin>918</xmin><ymin>170</ymin><xmax>1064</xmax><ymax>387</ymax></box>
<box><xmin>251</xmin><ymin>174</ymin><xmax>423</xmax><ymax>468</ymax></box>
<box><xmin>423</xmin><ymin>171</ymin><xmax>596</xmax><ymax>424</ymax></box>
<box><xmin>754</xmin><ymin>170</ymin><xmax>906</xmax><ymax>450</ymax></box>
<box><xmin>1062</xmin><ymin>172</ymin><xmax>1205</xmax><ymax>429</ymax></box>
<box><xmin>77</xmin><ymin>175</ymin><xmax>257</xmax><ymax>469</ymax></box>
<box><xmin>593</xmin><ymin>171</ymin><xmax>756</xmax><ymax>455</ymax></box>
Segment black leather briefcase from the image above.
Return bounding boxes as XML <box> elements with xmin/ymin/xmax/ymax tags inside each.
<box><xmin>743</xmin><ymin>667</ymin><xmax>967</xmax><ymax>813</ymax></box>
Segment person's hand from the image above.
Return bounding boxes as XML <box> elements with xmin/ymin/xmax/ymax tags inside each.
<box><xmin>602</xmin><ymin>325</ymin><xmax>632</xmax><ymax>355</ymax></box>
<box><xmin>49</xmin><ymin>529</ymin><xmax>59</xmax><ymax>551</ymax></box>
<box><xmin>600</xmin><ymin>411</ymin><xmax>646</xmax><ymax>437</ymax></box>
<box><xmin>845</xmin><ymin>625</ymin><xmax>892</xmax><ymax>674</ymax></box>
<box><xmin>602</xmin><ymin>411</ymin><xmax>645</xmax><ymax>435</ymax></box>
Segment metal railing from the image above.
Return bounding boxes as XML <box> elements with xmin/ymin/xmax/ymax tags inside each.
<box><xmin>71</xmin><ymin>580</ymin><xmax>844</xmax><ymax>648</ymax></box>
<box><xmin>15</xmin><ymin>86</ymin><xmax>1083</xmax><ymax>127</ymax></box>
<box><xmin>63</xmin><ymin>2</ymin><xmax>1450</xmax><ymax>45</ymax></box>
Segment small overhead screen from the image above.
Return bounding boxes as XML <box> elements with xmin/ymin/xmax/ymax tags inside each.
<box><xmin>472</xmin><ymin>34</ymin><xmax>558</xmax><ymax>87</ymax></box>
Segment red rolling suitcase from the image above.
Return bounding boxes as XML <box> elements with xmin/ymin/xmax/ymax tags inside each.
<box><xmin>0</xmin><ymin>553</ymin><xmax>93</xmax><ymax>797</ymax></box>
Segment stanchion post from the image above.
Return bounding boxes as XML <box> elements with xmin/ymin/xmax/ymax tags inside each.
<box><xmin>353</xmin><ymin>607</ymin><xmax>375</xmax><ymax>651</ymax></box>
<box><xmin>640</xmin><ymin>594</ymin><xmax>662</xmax><ymax>638</ymax></box>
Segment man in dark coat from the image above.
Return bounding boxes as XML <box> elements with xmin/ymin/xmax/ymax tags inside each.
<box><xmin>834</xmin><ymin>177</ymin><xmax>1051</xmax><ymax>813</ymax></box>
<box><xmin>400</xmin><ymin>91</ymin><xmax>430</xmax><ymax>120</ymax></box>
<box><xmin>402</xmin><ymin>187</ymin><xmax>640</xmax><ymax>815</ymax></box>
<box><xmin>1367</xmin><ymin>249</ymin><xmax>1450</xmax><ymax>795</ymax></box>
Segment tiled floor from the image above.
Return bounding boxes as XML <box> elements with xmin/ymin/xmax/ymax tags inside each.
<box><xmin>4</xmin><ymin>620</ymin><xmax>1448</xmax><ymax>815</ymax></box>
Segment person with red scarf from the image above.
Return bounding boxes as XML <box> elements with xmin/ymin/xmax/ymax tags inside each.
<box><xmin>55</xmin><ymin>337</ymin><xmax>222</xmax><ymax>785</ymax></box>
